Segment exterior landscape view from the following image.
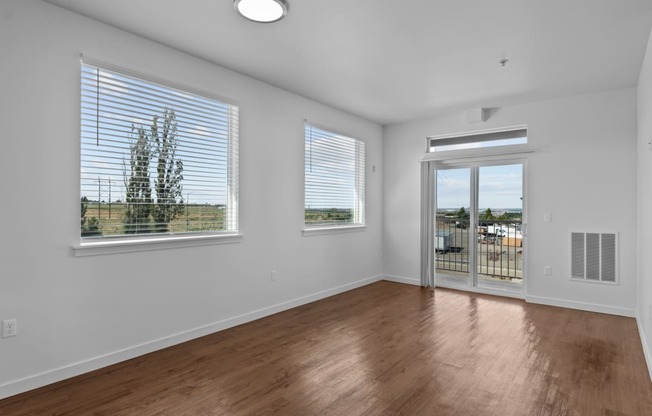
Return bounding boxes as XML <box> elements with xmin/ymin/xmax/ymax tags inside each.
<box><xmin>435</xmin><ymin>207</ymin><xmax>524</xmax><ymax>283</ymax></box>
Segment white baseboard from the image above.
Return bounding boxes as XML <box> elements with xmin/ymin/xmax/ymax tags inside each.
<box><xmin>383</xmin><ymin>275</ymin><xmax>635</xmax><ymax>318</ymax></box>
<box><xmin>636</xmin><ymin>312</ymin><xmax>652</xmax><ymax>383</ymax></box>
<box><xmin>525</xmin><ymin>295</ymin><xmax>635</xmax><ymax>317</ymax></box>
<box><xmin>0</xmin><ymin>274</ymin><xmax>383</xmax><ymax>400</ymax></box>
<box><xmin>382</xmin><ymin>275</ymin><xmax>421</xmax><ymax>286</ymax></box>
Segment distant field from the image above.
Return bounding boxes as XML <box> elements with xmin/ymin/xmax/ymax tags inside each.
<box><xmin>305</xmin><ymin>208</ymin><xmax>353</xmax><ymax>224</ymax></box>
<box><xmin>83</xmin><ymin>204</ymin><xmax>356</xmax><ymax>236</ymax></box>
<box><xmin>83</xmin><ymin>203</ymin><xmax>226</xmax><ymax>236</ymax></box>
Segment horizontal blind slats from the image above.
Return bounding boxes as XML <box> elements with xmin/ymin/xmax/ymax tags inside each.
<box><xmin>81</xmin><ymin>132</ymin><xmax>235</xmax><ymax>160</ymax></box>
<box><xmin>304</xmin><ymin>124</ymin><xmax>365</xmax><ymax>226</ymax></box>
<box><xmin>81</xmin><ymin>97</ymin><xmax>235</xmax><ymax>132</ymax></box>
<box><xmin>81</xmin><ymin>142</ymin><xmax>232</xmax><ymax>165</ymax></box>
<box><xmin>80</xmin><ymin>62</ymin><xmax>238</xmax><ymax>239</ymax></box>
<box><xmin>81</xmin><ymin>69</ymin><xmax>231</xmax><ymax>117</ymax></box>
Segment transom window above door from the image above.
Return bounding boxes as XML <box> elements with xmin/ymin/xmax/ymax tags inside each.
<box><xmin>427</xmin><ymin>127</ymin><xmax>527</xmax><ymax>153</ymax></box>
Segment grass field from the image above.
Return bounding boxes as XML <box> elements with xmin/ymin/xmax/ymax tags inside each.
<box><xmin>304</xmin><ymin>208</ymin><xmax>353</xmax><ymax>225</ymax></box>
<box><xmin>82</xmin><ymin>203</ymin><xmax>226</xmax><ymax>237</ymax></box>
<box><xmin>82</xmin><ymin>204</ymin><xmax>357</xmax><ymax>237</ymax></box>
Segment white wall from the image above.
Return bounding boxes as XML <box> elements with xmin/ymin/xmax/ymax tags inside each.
<box><xmin>0</xmin><ymin>0</ymin><xmax>383</xmax><ymax>397</ymax></box>
<box><xmin>637</xmin><ymin>28</ymin><xmax>652</xmax><ymax>377</ymax></box>
<box><xmin>383</xmin><ymin>88</ymin><xmax>638</xmax><ymax>315</ymax></box>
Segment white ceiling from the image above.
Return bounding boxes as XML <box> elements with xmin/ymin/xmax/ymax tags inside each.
<box><xmin>43</xmin><ymin>0</ymin><xmax>652</xmax><ymax>125</ymax></box>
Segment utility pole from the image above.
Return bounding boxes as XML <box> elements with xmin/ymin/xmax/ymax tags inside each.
<box><xmin>97</xmin><ymin>176</ymin><xmax>101</xmax><ymax>219</ymax></box>
<box><xmin>108</xmin><ymin>177</ymin><xmax>112</xmax><ymax>219</ymax></box>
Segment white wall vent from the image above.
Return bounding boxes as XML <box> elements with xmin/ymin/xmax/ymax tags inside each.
<box><xmin>570</xmin><ymin>231</ymin><xmax>618</xmax><ymax>284</ymax></box>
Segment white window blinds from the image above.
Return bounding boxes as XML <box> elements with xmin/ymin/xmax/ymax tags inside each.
<box><xmin>304</xmin><ymin>124</ymin><xmax>365</xmax><ymax>226</ymax></box>
<box><xmin>80</xmin><ymin>62</ymin><xmax>239</xmax><ymax>239</ymax></box>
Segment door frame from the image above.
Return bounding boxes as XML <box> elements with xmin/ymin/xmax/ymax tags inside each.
<box><xmin>432</xmin><ymin>155</ymin><xmax>529</xmax><ymax>298</ymax></box>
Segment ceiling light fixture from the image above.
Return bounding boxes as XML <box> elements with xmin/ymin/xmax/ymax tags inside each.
<box><xmin>234</xmin><ymin>0</ymin><xmax>288</xmax><ymax>23</ymax></box>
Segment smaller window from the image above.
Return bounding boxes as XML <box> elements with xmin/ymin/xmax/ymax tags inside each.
<box><xmin>304</xmin><ymin>124</ymin><xmax>365</xmax><ymax>227</ymax></box>
<box><xmin>428</xmin><ymin>128</ymin><xmax>527</xmax><ymax>152</ymax></box>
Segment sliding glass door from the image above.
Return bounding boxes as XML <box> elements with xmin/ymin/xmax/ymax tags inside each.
<box><xmin>435</xmin><ymin>161</ymin><xmax>525</xmax><ymax>293</ymax></box>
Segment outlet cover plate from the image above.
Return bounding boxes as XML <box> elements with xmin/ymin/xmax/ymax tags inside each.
<box><xmin>2</xmin><ymin>319</ymin><xmax>17</xmax><ymax>338</ymax></box>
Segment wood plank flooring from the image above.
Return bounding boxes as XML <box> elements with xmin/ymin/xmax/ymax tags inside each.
<box><xmin>1</xmin><ymin>281</ymin><xmax>651</xmax><ymax>415</ymax></box>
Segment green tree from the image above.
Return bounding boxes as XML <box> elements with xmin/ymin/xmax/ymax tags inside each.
<box><xmin>80</xmin><ymin>196</ymin><xmax>102</xmax><ymax>237</ymax></box>
<box><xmin>80</xmin><ymin>196</ymin><xmax>88</xmax><ymax>228</ymax></box>
<box><xmin>123</xmin><ymin>125</ymin><xmax>153</xmax><ymax>234</ymax></box>
<box><xmin>457</xmin><ymin>207</ymin><xmax>467</xmax><ymax>218</ymax></box>
<box><xmin>481</xmin><ymin>208</ymin><xmax>494</xmax><ymax>220</ymax></box>
<box><xmin>151</xmin><ymin>109</ymin><xmax>184</xmax><ymax>232</ymax></box>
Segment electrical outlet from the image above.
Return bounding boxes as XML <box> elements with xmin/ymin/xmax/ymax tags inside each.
<box><xmin>544</xmin><ymin>266</ymin><xmax>552</xmax><ymax>276</ymax></box>
<box><xmin>2</xmin><ymin>319</ymin><xmax>17</xmax><ymax>338</ymax></box>
<box><xmin>271</xmin><ymin>270</ymin><xmax>277</xmax><ymax>281</ymax></box>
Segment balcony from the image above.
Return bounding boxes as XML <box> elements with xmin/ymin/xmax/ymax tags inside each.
<box><xmin>435</xmin><ymin>217</ymin><xmax>523</xmax><ymax>283</ymax></box>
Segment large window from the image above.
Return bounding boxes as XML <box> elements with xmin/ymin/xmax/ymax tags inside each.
<box><xmin>304</xmin><ymin>124</ymin><xmax>365</xmax><ymax>227</ymax></box>
<box><xmin>80</xmin><ymin>62</ymin><xmax>239</xmax><ymax>240</ymax></box>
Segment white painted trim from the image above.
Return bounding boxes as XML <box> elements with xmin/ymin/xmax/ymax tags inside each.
<box><xmin>386</xmin><ymin>275</ymin><xmax>635</xmax><ymax>317</ymax></box>
<box><xmin>422</xmin><ymin>145</ymin><xmax>534</xmax><ymax>162</ymax></box>
<box><xmin>526</xmin><ymin>295</ymin><xmax>635</xmax><ymax>317</ymax></box>
<box><xmin>73</xmin><ymin>233</ymin><xmax>243</xmax><ymax>257</ymax></box>
<box><xmin>0</xmin><ymin>274</ymin><xmax>383</xmax><ymax>400</ymax></box>
<box><xmin>427</xmin><ymin>124</ymin><xmax>529</xmax><ymax>141</ymax></box>
<box><xmin>302</xmin><ymin>225</ymin><xmax>366</xmax><ymax>237</ymax></box>
<box><xmin>382</xmin><ymin>275</ymin><xmax>421</xmax><ymax>286</ymax></box>
<box><xmin>636</xmin><ymin>313</ymin><xmax>652</xmax><ymax>383</ymax></box>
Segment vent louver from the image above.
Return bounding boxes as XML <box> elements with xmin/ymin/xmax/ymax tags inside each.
<box><xmin>570</xmin><ymin>232</ymin><xmax>618</xmax><ymax>284</ymax></box>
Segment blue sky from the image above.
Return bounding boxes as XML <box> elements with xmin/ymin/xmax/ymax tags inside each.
<box><xmin>436</xmin><ymin>164</ymin><xmax>523</xmax><ymax>210</ymax></box>
<box><xmin>80</xmin><ymin>64</ymin><xmax>234</xmax><ymax>205</ymax></box>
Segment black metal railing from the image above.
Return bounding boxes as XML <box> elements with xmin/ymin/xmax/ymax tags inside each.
<box><xmin>435</xmin><ymin>217</ymin><xmax>523</xmax><ymax>281</ymax></box>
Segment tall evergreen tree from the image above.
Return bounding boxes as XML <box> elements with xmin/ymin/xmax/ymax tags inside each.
<box><xmin>123</xmin><ymin>125</ymin><xmax>153</xmax><ymax>234</ymax></box>
<box><xmin>151</xmin><ymin>109</ymin><xmax>184</xmax><ymax>232</ymax></box>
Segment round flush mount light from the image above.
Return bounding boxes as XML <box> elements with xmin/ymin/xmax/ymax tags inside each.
<box><xmin>234</xmin><ymin>0</ymin><xmax>288</xmax><ymax>23</ymax></box>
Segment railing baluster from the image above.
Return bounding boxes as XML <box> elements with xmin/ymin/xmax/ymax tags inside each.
<box><xmin>436</xmin><ymin>218</ymin><xmax>522</xmax><ymax>282</ymax></box>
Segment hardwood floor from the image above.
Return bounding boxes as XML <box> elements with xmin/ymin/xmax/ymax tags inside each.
<box><xmin>1</xmin><ymin>281</ymin><xmax>651</xmax><ymax>415</ymax></box>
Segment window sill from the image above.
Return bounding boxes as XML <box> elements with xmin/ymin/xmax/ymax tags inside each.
<box><xmin>302</xmin><ymin>225</ymin><xmax>366</xmax><ymax>237</ymax></box>
<box><xmin>72</xmin><ymin>233</ymin><xmax>243</xmax><ymax>257</ymax></box>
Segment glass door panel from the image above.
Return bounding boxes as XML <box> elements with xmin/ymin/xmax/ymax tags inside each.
<box><xmin>435</xmin><ymin>167</ymin><xmax>472</xmax><ymax>286</ymax></box>
<box><xmin>477</xmin><ymin>164</ymin><xmax>524</xmax><ymax>288</ymax></box>
<box><xmin>434</xmin><ymin>162</ymin><xmax>525</xmax><ymax>294</ymax></box>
